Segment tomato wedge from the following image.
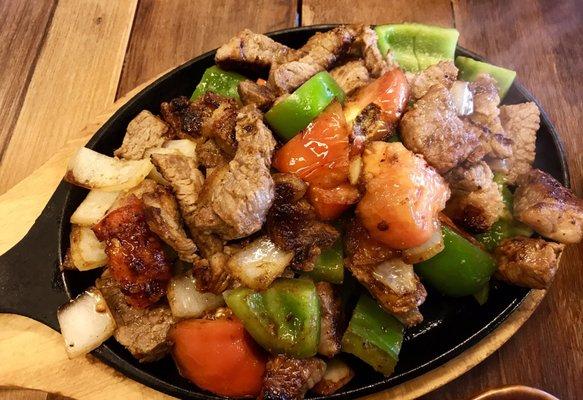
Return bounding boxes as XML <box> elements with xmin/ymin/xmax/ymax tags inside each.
<box><xmin>170</xmin><ymin>318</ymin><xmax>266</xmax><ymax>397</ymax></box>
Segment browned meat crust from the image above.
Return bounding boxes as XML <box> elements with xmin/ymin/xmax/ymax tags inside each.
<box><xmin>267</xmin><ymin>173</ymin><xmax>339</xmax><ymax>271</ymax></box>
<box><xmin>495</xmin><ymin>237</ymin><xmax>564</xmax><ymax>289</ymax></box>
<box><xmin>238</xmin><ymin>80</ymin><xmax>276</xmax><ymax>111</ymax></box>
<box><xmin>330</xmin><ymin>59</ymin><xmax>370</xmax><ymax>95</ymax></box>
<box><xmin>269</xmin><ymin>26</ymin><xmax>356</xmax><ymax>93</ymax></box>
<box><xmin>96</xmin><ymin>271</ymin><xmax>174</xmax><ymax>362</ymax></box>
<box><xmin>352</xmin><ymin>103</ymin><xmax>393</xmax><ymax>142</ymax></box>
<box><xmin>407</xmin><ymin>61</ymin><xmax>458</xmax><ymax>100</ymax></box>
<box><xmin>400</xmin><ymin>84</ymin><xmax>479</xmax><ymax>173</ymax></box>
<box><xmin>499</xmin><ymin>102</ymin><xmax>540</xmax><ymax>184</ymax></box>
<box><xmin>142</xmin><ymin>185</ymin><xmax>199</xmax><ymax>264</ymax></box>
<box><xmin>114</xmin><ymin>110</ymin><xmax>171</xmax><ymax>160</ymax></box>
<box><xmin>215</xmin><ymin>29</ymin><xmax>293</xmax><ymax>75</ymax></box>
<box><xmin>350</xmin><ymin>25</ymin><xmax>388</xmax><ymax>78</ymax></box>
<box><xmin>513</xmin><ymin>169</ymin><xmax>583</xmax><ymax>243</ymax></box>
<box><xmin>260</xmin><ymin>355</ymin><xmax>327</xmax><ymax>400</ymax></box>
<box><xmin>345</xmin><ymin>218</ymin><xmax>397</xmax><ymax>267</ymax></box>
<box><xmin>92</xmin><ymin>196</ymin><xmax>172</xmax><ymax>308</ymax></box>
<box><xmin>315</xmin><ymin>282</ymin><xmax>343</xmax><ymax>358</ymax></box>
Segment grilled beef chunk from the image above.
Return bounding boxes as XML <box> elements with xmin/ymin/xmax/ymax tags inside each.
<box><xmin>400</xmin><ymin>84</ymin><xmax>479</xmax><ymax>173</ymax></box>
<box><xmin>345</xmin><ymin>219</ymin><xmax>426</xmax><ymax>326</ymax></box>
<box><xmin>269</xmin><ymin>26</ymin><xmax>356</xmax><ymax>94</ymax></box>
<box><xmin>513</xmin><ymin>169</ymin><xmax>583</xmax><ymax>243</ymax></box>
<box><xmin>267</xmin><ymin>173</ymin><xmax>339</xmax><ymax>271</ymax></box>
<box><xmin>499</xmin><ymin>102</ymin><xmax>540</xmax><ymax>184</ymax></box>
<box><xmin>238</xmin><ymin>80</ymin><xmax>276</xmax><ymax>111</ymax></box>
<box><xmin>142</xmin><ymin>185</ymin><xmax>199</xmax><ymax>263</ymax></box>
<box><xmin>215</xmin><ymin>29</ymin><xmax>293</xmax><ymax>75</ymax></box>
<box><xmin>196</xmin><ymin>138</ymin><xmax>229</xmax><ymax>170</ymax></box>
<box><xmin>351</xmin><ymin>25</ymin><xmax>389</xmax><ymax>77</ymax></box>
<box><xmin>495</xmin><ymin>237</ymin><xmax>564</xmax><ymax>289</ymax></box>
<box><xmin>330</xmin><ymin>59</ymin><xmax>370</xmax><ymax>95</ymax></box>
<box><xmin>315</xmin><ymin>282</ymin><xmax>343</xmax><ymax>358</ymax></box>
<box><xmin>114</xmin><ymin>110</ymin><xmax>171</xmax><ymax>160</ymax></box>
<box><xmin>96</xmin><ymin>271</ymin><xmax>174</xmax><ymax>362</ymax></box>
<box><xmin>93</xmin><ymin>196</ymin><xmax>172</xmax><ymax>308</ymax></box>
<box><xmin>445</xmin><ymin>161</ymin><xmax>504</xmax><ymax>233</ymax></box>
<box><xmin>260</xmin><ymin>355</ymin><xmax>327</xmax><ymax>400</ymax></box>
<box><xmin>407</xmin><ymin>61</ymin><xmax>458</xmax><ymax>100</ymax></box>
<box><xmin>190</xmin><ymin>105</ymin><xmax>276</xmax><ymax>240</ymax></box>
<box><xmin>312</xmin><ymin>359</ymin><xmax>355</xmax><ymax>396</ymax></box>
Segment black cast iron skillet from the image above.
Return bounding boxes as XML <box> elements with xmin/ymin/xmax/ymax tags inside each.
<box><xmin>0</xmin><ymin>25</ymin><xmax>570</xmax><ymax>400</ymax></box>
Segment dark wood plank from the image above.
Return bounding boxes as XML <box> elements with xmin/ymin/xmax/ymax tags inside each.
<box><xmin>0</xmin><ymin>0</ymin><xmax>56</xmax><ymax>159</ymax></box>
<box><xmin>116</xmin><ymin>0</ymin><xmax>298</xmax><ymax>98</ymax></box>
<box><xmin>423</xmin><ymin>1</ymin><xmax>583</xmax><ymax>398</ymax></box>
<box><xmin>301</xmin><ymin>0</ymin><xmax>454</xmax><ymax>26</ymax></box>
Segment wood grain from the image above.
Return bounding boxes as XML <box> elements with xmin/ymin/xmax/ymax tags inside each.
<box><xmin>0</xmin><ymin>0</ymin><xmax>56</xmax><ymax>158</ymax></box>
<box><xmin>116</xmin><ymin>0</ymin><xmax>298</xmax><ymax>98</ymax></box>
<box><xmin>0</xmin><ymin>0</ymin><xmax>138</xmax><ymax>194</ymax></box>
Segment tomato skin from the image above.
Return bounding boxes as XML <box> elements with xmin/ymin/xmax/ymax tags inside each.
<box><xmin>170</xmin><ymin>318</ymin><xmax>266</xmax><ymax>397</ymax></box>
<box><xmin>273</xmin><ymin>101</ymin><xmax>350</xmax><ymax>189</ymax></box>
<box><xmin>308</xmin><ymin>184</ymin><xmax>360</xmax><ymax>221</ymax></box>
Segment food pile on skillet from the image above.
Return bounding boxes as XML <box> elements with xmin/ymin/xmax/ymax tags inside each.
<box><xmin>57</xmin><ymin>23</ymin><xmax>583</xmax><ymax>399</ymax></box>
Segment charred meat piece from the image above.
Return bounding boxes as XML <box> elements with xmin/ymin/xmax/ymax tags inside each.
<box><xmin>330</xmin><ymin>59</ymin><xmax>370</xmax><ymax>95</ymax></box>
<box><xmin>400</xmin><ymin>84</ymin><xmax>479</xmax><ymax>173</ymax></box>
<box><xmin>350</xmin><ymin>25</ymin><xmax>389</xmax><ymax>77</ymax></box>
<box><xmin>513</xmin><ymin>169</ymin><xmax>583</xmax><ymax>243</ymax></box>
<box><xmin>196</xmin><ymin>138</ymin><xmax>229</xmax><ymax>170</ymax></box>
<box><xmin>238</xmin><ymin>80</ymin><xmax>276</xmax><ymax>111</ymax></box>
<box><xmin>114</xmin><ymin>110</ymin><xmax>171</xmax><ymax>160</ymax></box>
<box><xmin>407</xmin><ymin>60</ymin><xmax>458</xmax><ymax>100</ymax></box>
<box><xmin>495</xmin><ymin>237</ymin><xmax>564</xmax><ymax>289</ymax></box>
<box><xmin>267</xmin><ymin>173</ymin><xmax>339</xmax><ymax>271</ymax></box>
<box><xmin>344</xmin><ymin>218</ymin><xmax>397</xmax><ymax>267</ymax></box>
<box><xmin>315</xmin><ymin>282</ymin><xmax>343</xmax><ymax>358</ymax></box>
<box><xmin>191</xmin><ymin>105</ymin><xmax>276</xmax><ymax>240</ymax></box>
<box><xmin>352</xmin><ymin>103</ymin><xmax>392</xmax><ymax>142</ymax></box>
<box><xmin>312</xmin><ymin>359</ymin><xmax>355</xmax><ymax>396</ymax></box>
<box><xmin>215</xmin><ymin>29</ymin><xmax>293</xmax><ymax>75</ymax></box>
<box><xmin>445</xmin><ymin>161</ymin><xmax>505</xmax><ymax>233</ymax></box>
<box><xmin>96</xmin><ymin>271</ymin><xmax>174</xmax><ymax>362</ymax></box>
<box><xmin>142</xmin><ymin>185</ymin><xmax>199</xmax><ymax>264</ymax></box>
<box><xmin>499</xmin><ymin>102</ymin><xmax>540</xmax><ymax>184</ymax></box>
<box><xmin>260</xmin><ymin>355</ymin><xmax>327</xmax><ymax>400</ymax></box>
<box><xmin>93</xmin><ymin>196</ymin><xmax>172</xmax><ymax>308</ymax></box>
<box><xmin>269</xmin><ymin>26</ymin><xmax>355</xmax><ymax>93</ymax></box>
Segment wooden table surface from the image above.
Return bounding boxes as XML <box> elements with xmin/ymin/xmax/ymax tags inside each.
<box><xmin>0</xmin><ymin>1</ymin><xmax>581</xmax><ymax>399</ymax></box>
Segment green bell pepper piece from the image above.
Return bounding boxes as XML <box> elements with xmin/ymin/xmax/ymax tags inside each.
<box><xmin>375</xmin><ymin>23</ymin><xmax>459</xmax><ymax>72</ymax></box>
<box><xmin>304</xmin><ymin>239</ymin><xmax>344</xmax><ymax>284</ymax></box>
<box><xmin>455</xmin><ymin>56</ymin><xmax>516</xmax><ymax>99</ymax></box>
<box><xmin>191</xmin><ymin>66</ymin><xmax>246</xmax><ymax>101</ymax></box>
<box><xmin>341</xmin><ymin>294</ymin><xmax>404</xmax><ymax>375</ymax></box>
<box><xmin>415</xmin><ymin>226</ymin><xmax>497</xmax><ymax>297</ymax></box>
<box><xmin>224</xmin><ymin>278</ymin><xmax>321</xmax><ymax>358</ymax></box>
<box><xmin>265</xmin><ymin>71</ymin><xmax>345</xmax><ymax>140</ymax></box>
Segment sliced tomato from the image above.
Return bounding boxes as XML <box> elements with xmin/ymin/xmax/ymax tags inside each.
<box><xmin>343</xmin><ymin>68</ymin><xmax>410</xmax><ymax>127</ymax></box>
<box><xmin>307</xmin><ymin>184</ymin><xmax>360</xmax><ymax>221</ymax></box>
<box><xmin>273</xmin><ymin>101</ymin><xmax>350</xmax><ymax>189</ymax></box>
<box><xmin>170</xmin><ymin>318</ymin><xmax>266</xmax><ymax>397</ymax></box>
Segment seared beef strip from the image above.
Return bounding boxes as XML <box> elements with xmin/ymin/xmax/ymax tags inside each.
<box><xmin>96</xmin><ymin>271</ymin><xmax>174</xmax><ymax>362</ymax></box>
<box><xmin>499</xmin><ymin>102</ymin><xmax>540</xmax><ymax>184</ymax></box>
<box><xmin>445</xmin><ymin>161</ymin><xmax>505</xmax><ymax>233</ymax></box>
<box><xmin>330</xmin><ymin>59</ymin><xmax>370</xmax><ymax>95</ymax></box>
<box><xmin>260</xmin><ymin>355</ymin><xmax>327</xmax><ymax>400</ymax></box>
<box><xmin>495</xmin><ymin>237</ymin><xmax>564</xmax><ymax>289</ymax></box>
<box><xmin>513</xmin><ymin>169</ymin><xmax>583</xmax><ymax>243</ymax></box>
<box><xmin>92</xmin><ymin>196</ymin><xmax>172</xmax><ymax>308</ymax></box>
<box><xmin>269</xmin><ymin>25</ymin><xmax>355</xmax><ymax>94</ymax></box>
<box><xmin>114</xmin><ymin>110</ymin><xmax>171</xmax><ymax>160</ymax></box>
<box><xmin>238</xmin><ymin>80</ymin><xmax>276</xmax><ymax>111</ymax></box>
<box><xmin>142</xmin><ymin>185</ymin><xmax>199</xmax><ymax>264</ymax></box>
<box><xmin>215</xmin><ymin>29</ymin><xmax>293</xmax><ymax>75</ymax></box>
<box><xmin>190</xmin><ymin>105</ymin><xmax>276</xmax><ymax>240</ymax></box>
<box><xmin>344</xmin><ymin>218</ymin><xmax>397</xmax><ymax>267</ymax></box>
<box><xmin>196</xmin><ymin>138</ymin><xmax>229</xmax><ymax>170</ymax></box>
<box><xmin>267</xmin><ymin>173</ymin><xmax>339</xmax><ymax>271</ymax></box>
<box><xmin>350</xmin><ymin>25</ymin><xmax>389</xmax><ymax>77</ymax></box>
<box><xmin>407</xmin><ymin>61</ymin><xmax>458</xmax><ymax>100</ymax></box>
<box><xmin>400</xmin><ymin>84</ymin><xmax>479</xmax><ymax>173</ymax></box>
<box><xmin>315</xmin><ymin>282</ymin><xmax>343</xmax><ymax>358</ymax></box>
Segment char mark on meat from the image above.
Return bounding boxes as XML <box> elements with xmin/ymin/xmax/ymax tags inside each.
<box><xmin>495</xmin><ymin>237</ymin><xmax>564</xmax><ymax>289</ymax></box>
<box><xmin>114</xmin><ymin>110</ymin><xmax>171</xmax><ymax>160</ymax></box>
<box><xmin>92</xmin><ymin>196</ymin><xmax>172</xmax><ymax>308</ymax></box>
<box><xmin>260</xmin><ymin>355</ymin><xmax>327</xmax><ymax>400</ymax></box>
<box><xmin>96</xmin><ymin>271</ymin><xmax>175</xmax><ymax>362</ymax></box>
<box><xmin>238</xmin><ymin>80</ymin><xmax>276</xmax><ymax>111</ymax></box>
<box><xmin>330</xmin><ymin>59</ymin><xmax>370</xmax><ymax>96</ymax></box>
<box><xmin>513</xmin><ymin>169</ymin><xmax>583</xmax><ymax>244</ymax></box>
<box><xmin>349</xmin><ymin>25</ymin><xmax>389</xmax><ymax>77</ymax></box>
<box><xmin>407</xmin><ymin>61</ymin><xmax>458</xmax><ymax>100</ymax></box>
<box><xmin>316</xmin><ymin>282</ymin><xmax>343</xmax><ymax>358</ymax></box>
